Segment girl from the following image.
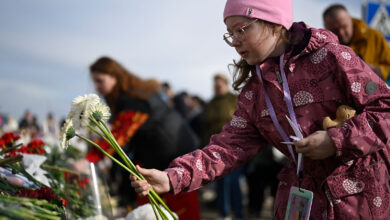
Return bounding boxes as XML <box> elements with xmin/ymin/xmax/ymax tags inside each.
<box><xmin>130</xmin><ymin>0</ymin><xmax>390</xmax><ymax>219</ymax></box>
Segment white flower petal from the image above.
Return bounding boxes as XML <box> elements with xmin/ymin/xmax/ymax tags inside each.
<box><xmin>60</xmin><ymin>118</ymin><xmax>73</xmax><ymax>149</ymax></box>
<box><xmin>69</xmin><ymin>94</ymin><xmax>101</xmax><ymax>129</ymax></box>
<box><xmin>89</xmin><ymin>102</ymin><xmax>111</xmax><ymax>122</ymax></box>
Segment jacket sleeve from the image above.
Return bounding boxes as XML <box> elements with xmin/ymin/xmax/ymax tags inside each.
<box><xmin>326</xmin><ymin>44</ymin><xmax>390</xmax><ymax>160</ymax></box>
<box><xmin>165</xmin><ymin>81</ymin><xmax>267</xmax><ymax>194</ymax></box>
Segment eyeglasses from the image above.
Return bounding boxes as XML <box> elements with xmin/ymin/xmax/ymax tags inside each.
<box><xmin>223</xmin><ymin>19</ymin><xmax>258</xmax><ymax>47</ymax></box>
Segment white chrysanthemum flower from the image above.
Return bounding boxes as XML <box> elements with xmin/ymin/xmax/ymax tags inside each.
<box><xmin>89</xmin><ymin>102</ymin><xmax>111</xmax><ymax>122</ymax></box>
<box><xmin>60</xmin><ymin>118</ymin><xmax>75</xmax><ymax>149</ymax></box>
<box><xmin>69</xmin><ymin>94</ymin><xmax>100</xmax><ymax>129</ymax></box>
<box><xmin>72</xmin><ymin>94</ymin><xmax>100</xmax><ymax>106</ymax></box>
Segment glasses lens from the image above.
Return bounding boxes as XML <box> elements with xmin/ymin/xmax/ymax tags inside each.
<box><xmin>223</xmin><ymin>33</ymin><xmax>233</xmax><ymax>46</ymax></box>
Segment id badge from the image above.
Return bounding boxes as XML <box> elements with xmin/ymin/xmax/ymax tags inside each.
<box><xmin>285</xmin><ymin>186</ymin><xmax>313</xmax><ymax>220</ymax></box>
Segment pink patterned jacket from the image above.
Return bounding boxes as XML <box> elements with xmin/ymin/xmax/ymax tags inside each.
<box><xmin>165</xmin><ymin>23</ymin><xmax>390</xmax><ymax>219</ymax></box>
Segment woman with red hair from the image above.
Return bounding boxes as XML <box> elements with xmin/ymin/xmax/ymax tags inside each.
<box><xmin>78</xmin><ymin>56</ymin><xmax>200</xmax><ymax>219</ymax></box>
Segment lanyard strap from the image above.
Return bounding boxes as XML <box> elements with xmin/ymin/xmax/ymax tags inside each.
<box><xmin>255</xmin><ymin>54</ymin><xmax>301</xmax><ymax>167</ymax></box>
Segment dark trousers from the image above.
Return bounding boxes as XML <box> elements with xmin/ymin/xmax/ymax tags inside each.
<box><xmin>216</xmin><ymin>167</ymin><xmax>244</xmax><ymax>218</ymax></box>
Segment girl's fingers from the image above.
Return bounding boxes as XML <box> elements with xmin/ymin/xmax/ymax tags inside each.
<box><xmin>129</xmin><ymin>175</ymin><xmax>137</xmax><ymax>181</ymax></box>
<box><xmin>134</xmin><ymin>184</ymin><xmax>150</xmax><ymax>193</ymax></box>
<box><xmin>294</xmin><ymin>138</ymin><xmax>309</xmax><ymax>148</ymax></box>
<box><xmin>139</xmin><ymin>190</ymin><xmax>149</xmax><ymax>197</ymax></box>
<box><xmin>296</xmin><ymin>145</ymin><xmax>312</xmax><ymax>154</ymax></box>
<box><xmin>131</xmin><ymin>179</ymin><xmax>148</xmax><ymax>188</ymax></box>
<box><xmin>136</xmin><ymin>165</ymin><xmax>153</xmax><ymax>177</ymax></box>
<box><xmin>134</xmin><ymin>184</ymin><xmax>151</xmax><ymax>196</ymax></box>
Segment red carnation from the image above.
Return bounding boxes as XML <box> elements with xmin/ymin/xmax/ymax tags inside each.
<box><xmin>16</xmin><ymin>187</ymin><xmax>57</xmax><ymax>202</ymax></box>
<box><xmin>1</xmin><ymin>132</ymin><xmax>20</xmax><ymax>145</ymax></box>
<box><xmin>27</xmin><ymin>139</ymin><xmax>45</xmax><ymax>155</ymax></box>
<box><xmin>83</xmin><ymin>177</ymin><xmax>91</xmax><ymax>185</ymax></box>
<box><xmin>15</xmin><ymin>189</ymin><xmax>39</xmax><ymax>199</ymax></box>
<box><xmin>0</xmin><ymin>139</ymin><xmax>5</xmax><ymax>149</ymax></box>
<box><xmin>27</xmin><ymin>139</ymin><xmax>45</xmax><ymax>149</ymax></box>
<box><xmin>18</xmin><ymin>146</ymin><xmax>29</xmax><ymax>154</ymax></box>
<box><xmin>16</xmin><ymin>139</ymin><xmax>46</xmax><ymax>155</ymax></box>
<box><xmin>36</xmin><ymin>187</ymin><xmax>56</xmax><ymax>201</ymax></box>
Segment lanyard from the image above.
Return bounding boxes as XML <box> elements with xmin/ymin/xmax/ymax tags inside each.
<box><xmin>255</xmin><ymin>54</ymin><xmax>303</xmax><ymax>174</ymax></box>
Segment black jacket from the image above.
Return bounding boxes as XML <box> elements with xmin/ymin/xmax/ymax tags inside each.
<box><xmin>116</xmin><ymin>93</ymin><xmax>199</xmax><ymax>170</ymax></box>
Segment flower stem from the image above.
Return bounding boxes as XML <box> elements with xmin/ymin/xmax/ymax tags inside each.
<box><xmin>75</xmin><ymin>134</ymin><xmax>138</xmax><ymax>177</ymax></box>
<box><xmin>86</xmin><ymin>117</ymin><xmax>176</xmax><ymax>220</ymax></box>
<box><xmin>90</xmin><ymin>117</ymin><xmax>141</xmax><ymax>179</ymax></box>
<box><xmin>150</xmin><ymin>189</ymin><xmax>177</xmax><ymax>220</ymax></box>
<box><xmin>148</xmin><ymin>194</ymin><xmax>168</xmax><ymax>220</ymax></box>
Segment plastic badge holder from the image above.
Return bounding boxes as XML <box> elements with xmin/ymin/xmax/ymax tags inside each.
<box><xmin>285</xmin><ymin>186</ymin><xmax>313</xmax><ymax>220</ymax></box>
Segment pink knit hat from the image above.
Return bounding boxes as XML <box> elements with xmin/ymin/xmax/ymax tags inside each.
<box><xmin>223</xmin><ymin>0</ymin><xmax>293</xmax><ymax>30</ymax></box>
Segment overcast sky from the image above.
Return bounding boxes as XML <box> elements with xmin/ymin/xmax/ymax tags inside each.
<box><xmin>0</xmin><ymin>0</ymin><xmax>362</xmax><ymax>122</ymax></box>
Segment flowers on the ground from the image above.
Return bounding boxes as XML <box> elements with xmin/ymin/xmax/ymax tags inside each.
<box><xmin>0</xmin><ymin>132</ymin><xmax>20</xmax><ymax>149</ymax></box>
<box><xmin>0</xmin><ymin>132</ymin><xmax>98</xmax><ymax>219</ymax></box>
<box><xmin>15</xmin><ymin>187</ymin><xmax>58</xmax><ymax>204</ymax></box>
<box><xmin>20</xmin><ymin>139</ymin><xmax>45</xmax><ymax>155</ymax></box>
<box><xmin>0</xmin><ymin>132</ymin><xmax>45</xmax><ymax>157</ymax></box>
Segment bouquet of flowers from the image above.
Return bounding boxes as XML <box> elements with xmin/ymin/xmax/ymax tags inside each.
<box><xmin>61</xmin><ymin>94</ymin><xmax>177</xmax><ymax>220</ymax></box>
<box><xmin>0</xmin><ymin>131</ymin><xmax>105</xmax><ymax>219</ymax></box>
<box><xmin>0</xmin><ymin>133</ymin><xmax>66</xmax><ymax>220</ymax></box>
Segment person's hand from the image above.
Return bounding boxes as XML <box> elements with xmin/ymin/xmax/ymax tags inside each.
<box><xmin>294</xmin><ymin>130</ymin><xmax>336</xmax><ymax>160</ymax></box>
<box><xmin>130</xmin><ymin>165</ymin><xmax>171</xmax><ymax>197</ymax></box>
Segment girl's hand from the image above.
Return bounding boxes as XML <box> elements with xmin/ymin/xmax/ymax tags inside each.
<box><xmin>130</xmin><ymin>165</ymin><xmax>171</xmax><ymax>197</ymax></box>
<box><xmin>294</xmin><ymin>130</ymin><xmax>336</xmax><ymax>160</ymax></box>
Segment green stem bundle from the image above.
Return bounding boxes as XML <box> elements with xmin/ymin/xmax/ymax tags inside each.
<box><xmin>75</xmin><ymin>116</ymin><xmax>177</xmax><ymax>220</ymax></box>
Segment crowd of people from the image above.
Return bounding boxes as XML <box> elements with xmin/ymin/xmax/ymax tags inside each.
<box><xmin>0</xmin><ymin>110</ymin><xmax>61</xmax><ymax>145</ymax></box>
<box><xmin>1</xmin><ymin>2</ymin><xmax>390</xmax><ymax>220</ymax></box>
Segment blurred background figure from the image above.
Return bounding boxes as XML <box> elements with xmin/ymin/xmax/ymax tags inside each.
<box><xmin>161</xmin><ymin>82</ymin><xmax>188</xmax><ymax>119</ymax></box>
<box><xmin>202</xmin><ymin>73</ymin><xmax>242</xmax><ymax>220</ymax></box>
<box><xmin>187</xmin><ymin>95</ymin><xmax>205</xmax><ymax>139</ymax></box>
<box><xmin>2</xmin><ymin>115</ymin><xmax>19</xmax><ymax>133</ymax></box>
<box><xmin>244</xmin><ymin>145</ymin><xmax>286</xmax><ymax>218</ymax></box>
<box><xmin>19</xmin><ymin>109</ymin><xmax>32</xmax><ymax>130</ymax></box>
<box><xmin>323</xmin><ymin>4</ymin><xmax>390</xmax><ymax>81</ymax></box>
<box><xmin>18</xmin><ymin>110</ymin><xmax>41</xmax><ymax>139</ymax></box>
<box><xmin>41</xmin><ymin>112</ymin><xmax>60</xmax><ymax>146</ymax></box>
<box><xmin>75</xmin><ymin>56</ymin><xmax>200</xmax><ymax>219</ymax></box>
<box><xmin>30</xmin><ymin>115</ymin><xmax>41</xmax><ymax>137</ymax></box>
<box><xmin>42</xmin><ymin>112</ymin><xmax>60</xmax><ymax>138</ymax></box>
